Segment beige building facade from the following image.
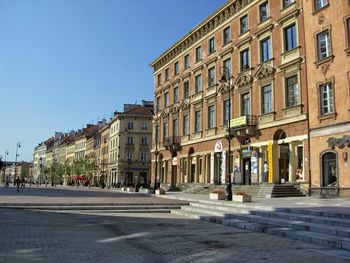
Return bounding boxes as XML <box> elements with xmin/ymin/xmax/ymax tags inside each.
<box><xmin>304</xmin><ymin>0</ymin><xmax>350</xmax><ymax>197</ymax></box>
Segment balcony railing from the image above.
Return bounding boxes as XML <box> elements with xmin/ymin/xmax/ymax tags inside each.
<box><xmin>230</xmin><ymin>115</ymin><xmax>257</xmax><ymax>128</ymax></box>
<box><xmin>163</xmin><ymin>136</ymin><xmax>181</xmax><ymax>148</ymax></box>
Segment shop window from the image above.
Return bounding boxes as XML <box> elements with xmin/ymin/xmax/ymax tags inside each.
<box><xmin>322</xmin><ymin>152</ymin><xmax>337</xmax><ymax>187</ymax></box>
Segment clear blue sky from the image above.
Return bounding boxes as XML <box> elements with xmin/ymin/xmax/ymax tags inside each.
<box><xmin>0</xmin><ymin>0</ymin><xmax>226</xmax><ymax>162</ymax></box>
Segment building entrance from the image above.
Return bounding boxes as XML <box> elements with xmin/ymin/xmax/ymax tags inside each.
<box><xmin>242</xmin><ymin>158</ymin><xmax>251</xmax><ymax>185</ymax></box>
<box><xmin>279</xmin><ymin>144</ymin><xmax>289</xmax><ymax>183</ymax></box>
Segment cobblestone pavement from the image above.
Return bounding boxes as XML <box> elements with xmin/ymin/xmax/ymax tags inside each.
<box><xmin>0</xmin><ymin>208</ymin><xmax>350</xmax><ymax>263</ymax></box>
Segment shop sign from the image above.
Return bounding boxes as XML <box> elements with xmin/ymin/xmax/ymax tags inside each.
<box><xmin>172</xmin><ymin>157</ymin><xmax>177</xmax><ymax>166</ymax></box>
<box><xmin>268</xmin><ymin>143</ymin><xmax>274</xmax><ymax>183</ymax></box>
<box><xmin>214</xmin><ymin>141</ymin><xmax>223</xmax><ymax>153</ymax></box>
<box><xmin>240</xmin><ymin>146</ymin><xmax>259</xmax><ymax>158</ymax></box>
<box><xmin>327</xmin><ymin>136</ymin><xmax>350</xmax><ymax>149</ymax></box>
<box><xmin>230</xmin><ymin>116</ymin><xmax>246</xmax><ymax>128</ymax></box>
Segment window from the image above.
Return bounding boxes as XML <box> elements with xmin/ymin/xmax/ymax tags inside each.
<box><xmin>240</xmin><ymin>49</ymin><xmax>250</xmax><ymax>71</ymax></box>
<box><xmin>208</xmin><ymin>105</ymin><xmax>215</xmax><ymax>129</ymax></box>
<box><xmin>240</xmin><ymin>15</ymin><xmax>249</xmax><ymax>34</ymax></box>
<box><xmin>174</xmin><ymin>61</ymin><xmax>179</xmax><ymax>75</ymax></box>
<box><xmin>163</xmin><ymin>122</ymin><xmax>168</xmax><ymax>139</ymax></box>
<box><xmin>184</xmin><ymin>81</ymin><xmax>190</xmax><ymax>99</ymax></box>
<box><xmin>208</xmin><ymin>67</ymin><xmax>216</xmax><ymax>87</ymax></box>
<box><xmin>317</xmin><ymin>30</ymin><xmax>331</xmax><ymax>60</ymax></box>
<box><xmin>282</xmin><ymin>0</ymin><xmax>294</xmax><ymax>8</ymax></box>
<box><xmin>127</xmin><ymin>136</ymin><xmax>133</xmax><ymax>145</ymax></box>
<box><xmin>173</xmin><ymin>119</ymin><xmax>178</xmax><ymax>136</ymax></box>
<box><xmin>156</xmin><ymin>97</ymin><xmax>161</xmax><ymax>112</ymax></box>
<box><xmin>127</xmin><ymin>151</ymin><xmax>133</xmax><ymax>161</ymax></box>
<box><xmin>196</xmin><ymin>46</ymin><xmax>202</xmax><ymax>62</ymax></box>
<box><xmin>173</xmin><ymin>86</ymin><xmax>179</xmax><ymax>103</ymax></box>
<box><xmin>223</xmin><ymin>58</ymin><xmax>232</xmax><ymax>79</ymax></box>
<box><xmin>195</xmin><ymin>111</ymin><xmax>202</xmax><ymax>132</ymax></box>
<box><xmin>164</xmin><ymin>92</ymin><xmax>169</xmax><ymax>107</ymax></box>
<box><xmin>183</xmin><ymin>114</ymin><xmax>189</xmax><ymax>135</ymax></box>
<box><xmin>140</xmin><ymin>152</ymin><xmax>147</xmax><ymax>162</ymax></box>
<box><xmin>262</xmin><ymin>84</ymin><xmax>273</xmax><ymax>114</ymax></box>
<box><xmin>141</xmin><ymin>122</ymin><xmax>148</xmax><ymax>130</ymax></box>
<box><xmin>320</xmin><ymin>83</ymin><xmax>334</xmax><ymax>115</ymax></box>
<box><xmin>157</xmin><ymin>74</ymin><xmax>161</xmax><ymax>87</ymax></box>
<box><xmin>223</xmin><ymin>99</ymin><xmax>230</xmax><ymax>125</ymax></box>
<box><xmin>127</xmin><ymin>122</ymin><xmax>134</xmax><ymax>129</ymax></box>
<box><xmin>260</xmin><ymin>37</ymin><xmax>271</xmax><ymax>62</ymax></box>
<box><xmin>155</xmin><ymin>125</ymin><xmax>160</xmax><ymax>143</ymax></box>
<box><xmin>165</xmin><ymin>68</ymin><xmax>169</xmax><ymax>81</ymax></box>
<box><xmin>241</xmin><ymin>93</ymin><xmax>250</xmax><ymax>115</ymax></box>
<box><xmin>286</xmin><ymin>75</ymin><xmax>299</xmax><ymax>107</ymax></box>
<box><xmin>184</xmin><ymin>54</ymin><xmax>190</xmax><ymax>69</ymax></box>
<box><xmin>284</xmin><ymin>24</ymin><xmax>297</xmax><ymax>51</ymax></box>
<box><xmin>315</xmin><ymin>0</ymin><xmax>328</xmax><ymax>11</ymax></box>
<box><xmin>259</xmin><ymin>1</ymin><xmax>269</xmax><ymax>22</ymax></box>
<box><xmin>209</xmin><ymin>37</ymin><xmax>215</xmax><ymax>53</ymax></box>
<box><xmin>195</xmin><ymin>74</ymin><xmax>202</xmax><ymax>93</ymax></box>
<box><xmin>223</xmin><ymin>26</ymin><xmax>231</xmax><ymax>45</ymax></box>
<box><xmin>141</xmin><ymin>137</ymin><xmax>148</xmax><ymax>145</ymax></box>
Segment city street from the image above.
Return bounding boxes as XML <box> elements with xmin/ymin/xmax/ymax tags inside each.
<box><xmin>0</xmin><ymin>186</ymin><xmax>350</xmax><ymax>263</ymax></box>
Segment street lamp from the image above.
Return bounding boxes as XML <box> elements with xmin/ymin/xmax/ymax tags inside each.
<box><xmin>14</xmin><ymin>142</ymin><xmax>21</xmax><ymax>185</ymax></box>
<box><xmin>39</xmin><ymin>157</ymin><xmax>43</xmax><ymax>185</ymax></box>
<box><xmin>3</xmin><ymin>150</ymin><xmax>9</xmax><ymax>184</ymax></box>
<box><xmin>219</xmin><ymin>66</ymin><xmax>233</xmax><ymax>201</ymax></box>
<box><xmin>150</xmin><ymin>108</ymin><xmax>159</xmax><ymax>194</ymax></box>
<box><xmin>124</xmin><ymin>128</ymin><xmax>131</xmax><ymax>188</ymax></box>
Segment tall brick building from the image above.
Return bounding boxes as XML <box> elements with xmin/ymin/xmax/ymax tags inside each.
<box><xmin>150</xmin><ymin>0</ymin><xmax>310</xmax><ymax>192</ymax></box>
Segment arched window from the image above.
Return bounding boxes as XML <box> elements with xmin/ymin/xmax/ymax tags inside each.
<box><xmin>321</xmin><ymin>152</ymin><xmax>337</xmax><ymax>187</ymax></box>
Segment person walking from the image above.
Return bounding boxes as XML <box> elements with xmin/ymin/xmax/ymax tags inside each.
<box><xmin>5</xmin><ymin>176</ymin><xmax>9</xmax><ymax>188</ymax></box>
<box><xmin>15</xmin><ymin>176</ymin><xmax>21</xmax><ymax>192</ymax></box>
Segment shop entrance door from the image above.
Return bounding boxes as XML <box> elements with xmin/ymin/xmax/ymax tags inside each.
<box><xmin>171</xmin><ymin>165</ymin><xmax>177</xmax><ymax>187</ymax></box>
<box><xmin>279</xmin><ymin>144</ymin><xmax>289</xmax><ymax>183</ymax></box>
<box><xmin>242</xmin><ymin>159</ymin><xmax>251</xmax><ymax>185</ymax></box>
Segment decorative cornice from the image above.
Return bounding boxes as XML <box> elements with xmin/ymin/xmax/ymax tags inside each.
<box><xmin>150</xmin><ymin>0</ymin><xmax>256</xmax><ymax>72</ymax></box>
<box><xmin>235</xmin><ymin>73</ymin><xmax>253</xmax><ymax>87</ymax></box>
<box><xmin>254</xmin><ymin>64</ymin><xmax>275</xmax><ymax>80</ymax></box>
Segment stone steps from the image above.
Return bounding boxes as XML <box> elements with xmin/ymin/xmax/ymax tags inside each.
<box><xmin>171</xmin><ymin>200</ymin><xmax>350</xmax><ymax>250</ymax></box>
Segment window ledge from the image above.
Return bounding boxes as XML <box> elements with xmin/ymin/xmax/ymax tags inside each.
<box><xmin>345</xmin><ymin>48</ymin><xmax>350</xmax><ymax>56</ymax></box>
<box><xmin>258</xmin><ymin>17</ymin><xmax>271</xmax><ymax>26</ymax></box>
<box><xmin>314</xmin><ymin>55</ymin><xmax>334</xmax><ymax>68</ymax></box>
<box><xmin>281</xmin><ymin>46</ymin><xmax>301</xmax><ymax>57</ymax></box>
<box><xmin>239</xmin><ymin>29</ymin><xmax>250</xmax><ymax>38</ymax></box>
<box><xmin>281</xmin><ymin>2</ymin><xmax>296</xmax><ymax>12</ymax></box>
<box><xmin>222</xmin><ymin>40</ymin><xmax>232</xmax><ymax>48</ymax></box>
<box><xmin>312</xmin><ymin>4</ymin><xmax>330</xmax><ymax>16</ymax></box>
<box><xmin>317</xmin><ymin>112</ymin><xmax>337</xmax><ymax>122</ymax></box>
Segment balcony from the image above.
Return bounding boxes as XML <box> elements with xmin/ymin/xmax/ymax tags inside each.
<box><xmin>229</xmin><ymin>115</ymin><xmax>258</xmax><ymax>138</ymax></box>
<box><xmin>163</xmin><ymin>136</ymin><xmax>181</xmax><ymax>155</ymax></box>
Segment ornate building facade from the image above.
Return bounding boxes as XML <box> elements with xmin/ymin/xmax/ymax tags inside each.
<box><xmin>150</xmin><ymin>0</ymin><xmax>310</xmax><ymax>191</ymax></box>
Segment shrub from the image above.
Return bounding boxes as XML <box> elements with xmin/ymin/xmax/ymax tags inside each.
<box><xmin>211</xmin><ymin>188</ymin><xmax>225</xmax><ymax>194</ymax></box>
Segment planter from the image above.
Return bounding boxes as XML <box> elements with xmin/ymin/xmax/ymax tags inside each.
<box><xmin>233</xmin><ymin>194</ymin><xmax>252</xmax><ymax>202</ymax></box>
<box><xmin>127</xmin><ymin>187</ymin><xmax>135</xmax><ymax>192</ymax></box>
<box><xmin>141</xmin><ymin>188</ymin><xmax>153</xmax><ymax>194</ymax></box>
<box><xmin>209</xmin><ymin>193</ymin><xmax>226</xmax><ymax>200</ymax></box>
<box><xmin>121</xmin><ymin>187</ymin><xmax>127</xmax><ymax>191</ymax></box>
<box><xmin>155</xmin><ymin>189</ymin><xmax>166</xmax><ymax>195</ymax></box>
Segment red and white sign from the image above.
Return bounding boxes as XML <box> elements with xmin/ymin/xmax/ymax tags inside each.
<box><xmin>214</xmin><ymin>141</ymin><xmax>223</xmax><ymax>153</ymax></box>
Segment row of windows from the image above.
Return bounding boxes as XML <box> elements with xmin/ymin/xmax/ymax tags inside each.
<box><xmin>126</xmin><ymin>136</ymin><xmax>149</xmax><ymax>145</ymax></box>
<box><xmin>125</xmin><ymin>122</ymin><xmax>148</xmax><ymax>130</ymax></box>
<box><xmin>126</xmin><ymin>152</ymin><xmax>148</xmax><ymax>162</ymax></box>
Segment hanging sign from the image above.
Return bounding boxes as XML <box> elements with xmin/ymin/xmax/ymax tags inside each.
<box><xmin>214</xmin><ymin>141</ymin><xmax>223</xmax><ymax>153</ymax></box>
<box><xmin>268</xmin><ymin>143</ymin><xmax>274</xmax><ymax>183</ymax></box>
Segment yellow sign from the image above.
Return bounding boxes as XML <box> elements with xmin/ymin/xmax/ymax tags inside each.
<box><xmin>230</xmin><ymin>116</ymin><xmax>246</xmax><ymax>128</ymax></box>
<box><xmin>268</xmin><ymin>143</ymin><xmax>273</xmax><ymax>183</ymax></box>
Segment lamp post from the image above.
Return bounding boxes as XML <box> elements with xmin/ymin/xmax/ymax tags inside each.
<box><xmin>150</xmin><ymin>108</ymin><xmax>159</xmax><ymax>194</ymax></box>
<box><xmin>219</xmin><ymin>66</ymin><xmax>233</xmax><ymax>201</ymax></box>
<box><xmin>39</xmin><ymin>157</ymin><xmax>43</xmax><ymax>185</ymax></box>
<box><xmin>14</xmin><ymin>142</ymin><xmax>21</xmax><ymax>185</ymax></box>
<box><xmin>3</xmin><ymin>150</ymin><xmax>9</xmax><ymax>184</ymax></box>
<box><xmin>124</xmin><ymin>128</ymin><xmax>131</xmax><ymax>188</ymax></box>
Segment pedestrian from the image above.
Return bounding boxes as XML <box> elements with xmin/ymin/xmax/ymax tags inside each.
<box><xmin>15</xmin><ymin>176</ymin><xmax>21</xmax><ymax>192</ymax></box>
<box><xmin>5</xmin><ymin>176</ymin><xmax>9</xmax><ymax>188</ymax></box>
<box><xmin>156</xmin><ymin>177</ymin><xmax>160</xmax><ymax>189</ymax></box>
<box><xmin>263</xmin><ymin>161</ymin><xmax>268</xmax><ymax>182</ymax></box>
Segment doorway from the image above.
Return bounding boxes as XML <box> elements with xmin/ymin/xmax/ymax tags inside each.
<box><xmin>242</xmin><ymin>158</ymin><xmax>251</xmax><ymax>185</ymax></box>
<box><xmin>279</xmin><ymin>144</ymin><xmax>289</xmax><ymax>183</ymax></box>
<box><xmin>171</xmin><ymin>165</ymin><xmax>177</xmax><ymax>187</ymax></box>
